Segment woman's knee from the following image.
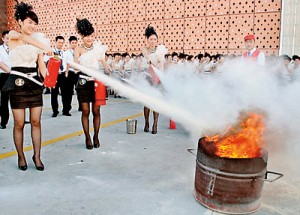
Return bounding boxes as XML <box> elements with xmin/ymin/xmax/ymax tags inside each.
<box><xmin>30</xmin><ymin>118</ymin><xmax>41</xmax><ymax>127</ymax></box>
<box><xmin>14</xmin><ymin>121</ymin><xmax>25</xmax><ymax>130</ymax></box>
<box><xmin>92</xmin><ymin>107</ymin><xmax>100</xmax><ymax>116</ymax></box>
<box><xmin>82</xmin><ymin>110</ymin><xmax>90</xmax><ymax>117</ymax></box>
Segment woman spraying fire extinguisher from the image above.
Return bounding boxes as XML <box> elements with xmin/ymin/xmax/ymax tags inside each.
<box><xmin>141</xmin><ymin>25</ymin><xmax>168</xmax><ymax>134</ymax></box>
<box><xmin>2</xmin><ymin>1</ymin><xmax>53</xmax><ymax>171</ymax></box>
<box><xmin>74</xmin><ymin>18</ymin><xmax>110</xmax><ymax>150</ymax></box>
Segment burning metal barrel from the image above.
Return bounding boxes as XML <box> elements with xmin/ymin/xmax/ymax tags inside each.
<box><xmin>194</xmin><ymin>137</ymin><xmax>268</xmax><ymax>214</ymax></box>
<box><xmin>193</xmin><ymin>113</ymin><xmax>282</xmax><ymax>214</ymax></box>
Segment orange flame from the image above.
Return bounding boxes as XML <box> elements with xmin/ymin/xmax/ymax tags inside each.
<box><xmin>205</xmin><ymin>113</ymin><xmax>264</xmax><ymax>158</ymax></box>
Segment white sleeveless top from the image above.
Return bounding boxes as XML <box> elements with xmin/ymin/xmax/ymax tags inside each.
<box><xmin>78</xmin><ymin>41</ymin><xmax>107</xmax><ymax>70</ymax></box>
<box><xmin>147</xmin><ymin>45</ymin><xmax>168</xmax><ymax>67</ymax></box>
<box><xmin>9</xmin><ymin>33</ymin><xmax>49</xmax><ymax>68</ymax></box>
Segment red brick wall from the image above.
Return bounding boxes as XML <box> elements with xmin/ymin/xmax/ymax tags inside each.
<box><xmin>0</xmin><ymin>0</ymin><xmax>7</xmax><ymax>45</ymax></box>
<box><xmin>6</xmin><ymin>0</ymin><xmax>282</xmax><ymax>55</ymax></box>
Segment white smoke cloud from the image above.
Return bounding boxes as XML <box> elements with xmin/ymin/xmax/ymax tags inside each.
<box><xmin>124</xmin><ymin>59</ymin><xmax>300</xmax><ymax>145</ymax></box>
<box><xmin>64</xmin><ymin>57</ymin><xmax>300</xmax><ymax>148</ymax></box>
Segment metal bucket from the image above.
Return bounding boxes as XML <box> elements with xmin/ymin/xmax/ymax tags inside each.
<box><xmin>194</xmin><ymin>137</ymin><xmax>282</xmax><ymax>214</ymax></box>
<box><xmin>126</xmin><ymin>119</ymin><xmax>137</xmax><ymax>134</ymax></box>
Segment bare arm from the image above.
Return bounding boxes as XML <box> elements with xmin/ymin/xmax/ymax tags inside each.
<box><xmin>158</xmin><ymin>61</ymin><xmax>164</xmax><ymax>71</ymax></box>
<box><xmin>72</xmin><ymin>46</ymin><xmax>83</xmax><ymax>73</ymax></box>
<box><xmin>74</xmin><ymin>46</ymin><xmax>81</xmax><ymax>64</ymax></box>
<box><xmin>9</xmin><ymin>30</ymin><xmax>52</xmax><ymax>53</ymax></box>
<box><xmin>38</xmin><ymin>54</ymin><xmax>47</xmax><ymax>78</ymax></box>
<box><xmin>0</xmin><ymin>62</ymin><xmax>10</xmax><ymax>73</ymax></box>
<box><xmin>100</xmin><ymin>59</ymin><xmax>111</xmax><ymax>75</ymax></box>
<box><xmin>141</xmin><ymin>47</ymin><xmax>151</xmax><ymax>63</ymax></box>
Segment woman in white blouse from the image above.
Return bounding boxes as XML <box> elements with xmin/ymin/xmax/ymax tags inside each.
<box><xmin>141</xmin><ymin>25</ymin><xmax>167</xmax><ymax>134</ymax></box>
<box><xmin>2</xmin><ymin>1</ymin><xmax>52</xmax><ymax>171</ymax></box>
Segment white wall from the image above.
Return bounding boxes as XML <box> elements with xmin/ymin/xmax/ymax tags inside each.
<box><xmin>280</xmin><ymin>0</ymin><xmax>300</xmax><ymax>56</ymax></box>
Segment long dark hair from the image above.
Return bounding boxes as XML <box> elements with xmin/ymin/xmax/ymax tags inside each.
<box><xmin>14</xmin><ymin>1</ymin><xmax>38</xmax><ymax>24</ymax></box>
<box><xmin>145</xmin><ymin>25</ymin><xmax>158</xmax><ymax>39</ymax></box>
<box><xmin>76</xmin><ymin>18</ymin><xmax>94</xmax><ymax>37</ymax></box>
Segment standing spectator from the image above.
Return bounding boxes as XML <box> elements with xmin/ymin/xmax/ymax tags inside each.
<box><xmin>242</xmin><ymin>34</ymin><xmax>265</xmax><ymax>65</ymax></box>
<box><xmin>64</xmin><ymin>36</ymin><xmax>78</xmax><ymax>115</ymax></box>
<box><xmin>0</xmin><ymin>31</ymin><xmax>10</xmax><ymax>129</ymax></box>
<box><xmin>44</xmin><ymin>36</ymin><xmax>67</xmax><ymax>117</ymax></box>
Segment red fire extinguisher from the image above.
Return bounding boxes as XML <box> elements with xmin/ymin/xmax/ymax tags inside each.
<box><xmin>169</xmin><ymin>118</ymin><xmax>176</xmax><ymax>129</ymax></box>
<box><xmin>149</xmin><ymin>65</ymin><xmax>160</xmax><ymax>85</ymax></box>
<box><xmin>44</xmin><ymin>55</ymin><xmax>60</xmax><ymax>88</ymax></box>
<box><xmin>95</xmin><ymin>80</ymin><xmax>106</xmax><ymax>106</ymax></box>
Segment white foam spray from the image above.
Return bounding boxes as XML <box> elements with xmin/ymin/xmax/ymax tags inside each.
<box><xmin>63</xmin><ymin>58</ymin><xmax>300</xmax><ymax>144</ymax></box>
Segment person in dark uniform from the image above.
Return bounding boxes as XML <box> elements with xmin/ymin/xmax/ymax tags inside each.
<box><xmin>44</xmin><ymin>36</ymin><xmax>68</xmax><ymax>117</ymax></box>
<box><xmin>0</xmin><ymin>31</ymin><xmax>10</xmax><ymax>129</ymax></box>
<box><xmin>74</xmin><ymin>18</ymin><xmax>110</xmax><ymax>150</ymax></box>
<box><xmin>2</xmin><ymin>1</ymin><xmax>52</xmax><ymax>171</ymax></box>
<box><xmin>64</xmin><ymin>36</ymin><xmax>78</xmax><ymax>114</ymax></box>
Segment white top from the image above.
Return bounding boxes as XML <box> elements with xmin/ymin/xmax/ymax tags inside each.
<box><xmin>44</xmin><ymin>47</ymin><xmax>67</xmax><ymax>72</ymax></box>
<box><xmin>141</xmin><ymin>57</ymin><xmax>148</xmax><ymax>70</ymax></box>
<box><xmin>64</xmin><ymin>49</ymin><xmax>75</xmax><ymax>72</ymax></box>
<box><xmin>111</xmin><ymin>60</ymin><xmax>123</xmax><ymax>71</ymax></box>
<box><xmin>124</xmin><ymin>59</ymin><xmax>134</xmax><ymax>71</ymax></box>
<box><xmin>0</xmin><ymin>44</ymin><xmax>10</xmax><ymax>73</ymax></box>
<box><xmin>243</xmin><ymin>47</ymin><xmax>265</xmax><ymax>66</ymax></box>
<box><xmin>78</xmin><ymin>41</ymin><xmax>107</xmax><ymax>70</ymax></box>
<box><xmin>9</xmin><ymin>33</ymin><xmax>49</xmax><ymax>68</ymax></box>
<box><xmin>147</xmin><ymin>45</ymin><xmax>168</xmax><ymax>68</ymax></box>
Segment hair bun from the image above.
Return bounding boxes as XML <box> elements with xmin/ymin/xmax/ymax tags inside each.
<box><xmin>76</xmin><ymin>18</ymin><xmax>95</xmax><ymax>37</ymax></box>
<box><xmin>145</xmin><ymin>24</ymin><xmax>158</xmax><ymax>38</ymax></box>
<box><xmin>14</xmin><ymin>1</ymin><xmax>33</xmax><ymax>21</ymax></box>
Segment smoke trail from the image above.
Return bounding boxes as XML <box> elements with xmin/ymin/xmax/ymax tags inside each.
<box><xmin>62</xmin><ymin>58</ymin><xmax>206</xmax><ymax>135</ymax></box>
<box><xmin>62</xmin><ymin>57</ymin><xmax>300</xmax><ymax>143</ymax></box>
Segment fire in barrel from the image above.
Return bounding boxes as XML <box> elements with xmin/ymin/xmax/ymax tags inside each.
<box><xmin>194</xmin><ymin>112</ymin><xmax>268</xmax><ymax>214</ymax></box>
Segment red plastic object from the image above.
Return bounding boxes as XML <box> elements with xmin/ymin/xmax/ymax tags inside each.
<box><xmin>169</xmin><ymin>119</ymin><xmax>176</xmax><ymax>129</ymax></box>
<box><xmin>95</xmin><ymin>80</ymin><xmax>106</xmax><ymax>106</ymax></box>
<box><xmin>44</xmin><ymin>56</ymin><xmax>60</xmax><ymax>88</ymax></box>
<box><xmin>149</xmin><ymin>65</ymin><xmax>160</xmax><ymax>85</ymax></box>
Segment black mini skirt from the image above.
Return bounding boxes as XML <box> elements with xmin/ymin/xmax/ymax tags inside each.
<box><xmin>2</xmin><ymin>67</ymin><xmax>43</xmax><ymax>109</ymax></box>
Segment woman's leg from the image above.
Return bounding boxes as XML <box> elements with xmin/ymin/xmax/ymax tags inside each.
<box><xmin>92</xmin><ymin>103</ymin><xmax>101</xmax><ymax>148</ymax></box>
<box><xmin>81</xmin><ymin>102</ymin><xmax>93</xmax><ymax>149</ymax></box>
<box><xmin>12</xmin><ymin>109</ymin><xmax>26</xmax><ymax>169</ymax></box>
<box><xmin>144</xmin><ymin>106</ymin><xmax>150</xmax><ymax>132</ymax></box>
<box><xmin>152</xmin><ymin>111</ymin><xmax>159</xmax><ymax>134</ymax></box>
<box><xmin>29</xmin><ymin>106</ymin><xmax>44</xmax><ymax>169</ymax></box>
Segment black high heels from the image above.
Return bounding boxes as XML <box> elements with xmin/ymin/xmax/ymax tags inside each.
<box><xmin>93</xmin><ymin>137</ymin><xmax>100</xmax><ymax>148</ymax></box>
<box><xmin>144</xmin><ymin>122</ymin><xmax>149</xmax><ymax>132</ymax></box>
<box><xmin>18</xmin><ymin>164</ymin><xmax>27</xmax><ymax>171</ymax></box>
<box><xmin>86</xmin><ymin>139</ymin><xmax>93</xmax><ymax>150</ymax></box>
<box><xmin>32</xmin><ymin>156</ymin><xmax>44</xmax><ymax>171</ymax></box>
<box><xmin>152</xmin><ymin>124</ymin><xmax>158</xmax><ymax>134</ymax></box>
<box><xmin>18</xmin><ymin>160</ymin><xmax>27</xmax><ymax>171</ymax></box>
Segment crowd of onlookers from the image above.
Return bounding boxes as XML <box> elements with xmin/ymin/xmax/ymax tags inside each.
<box><xmin>102</xmin><ymin>51</ymin><xmax>300</xmax><ymax>82</ymax></box>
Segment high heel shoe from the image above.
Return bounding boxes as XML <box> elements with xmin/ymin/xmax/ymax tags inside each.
<box><xmin>18</xmin><ymin>158</ymin><xmax>27</xmax><ymax>171</ymax></box>
<box><xmin>85</xmin><ymin>139</ymin><xmax>93</xmax><ymax>150</ymax></box>
<box><xmin>144</xmin><ymin>122</ymin><xmax>149</xmax><ymax>132</ymax></box>
<box><xmin>93</xmin><ymin>137</ymin><xmax>100</xmax><ymax>148</ymax></box>
<box><xmin>32</xmin><ymin>156</ymin><xmax>44</xmax><ymax>171</ymax></box>
<box><xmin>152</xmin><ymin>124</ymin><xmax>158</xmax><ymax>134</ymax></box>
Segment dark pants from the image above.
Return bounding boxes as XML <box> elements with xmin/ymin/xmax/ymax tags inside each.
<box><xmin>51</xmin><ymin>73</ymin><xmax>64</xmax><ymax>114</ymax></box>
<box><xmin>62</xmin><ymin>71</ymin><xmax>76</xmax><ymax>114</ymax></box>
<box><xmin>0</xmin><ymin>90</ymin><xmax>9</xmax><ymax>126</ymax></box>
<box><xmin>51</xmin><ymin>72</ymin><xmax>76</xmax><ymax>114</ymax></box>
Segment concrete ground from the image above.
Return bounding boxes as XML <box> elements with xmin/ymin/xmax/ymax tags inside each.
<box><xmin>0</xmin><ymin>94</ymin><xmax>299</xmax><ymax>215</ymax></box>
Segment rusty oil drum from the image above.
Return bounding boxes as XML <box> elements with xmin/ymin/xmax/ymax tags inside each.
<box><xmin>194</xmin><ymin>137</ymin><xmax>268</xmax><ymax>214</ymax></box>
